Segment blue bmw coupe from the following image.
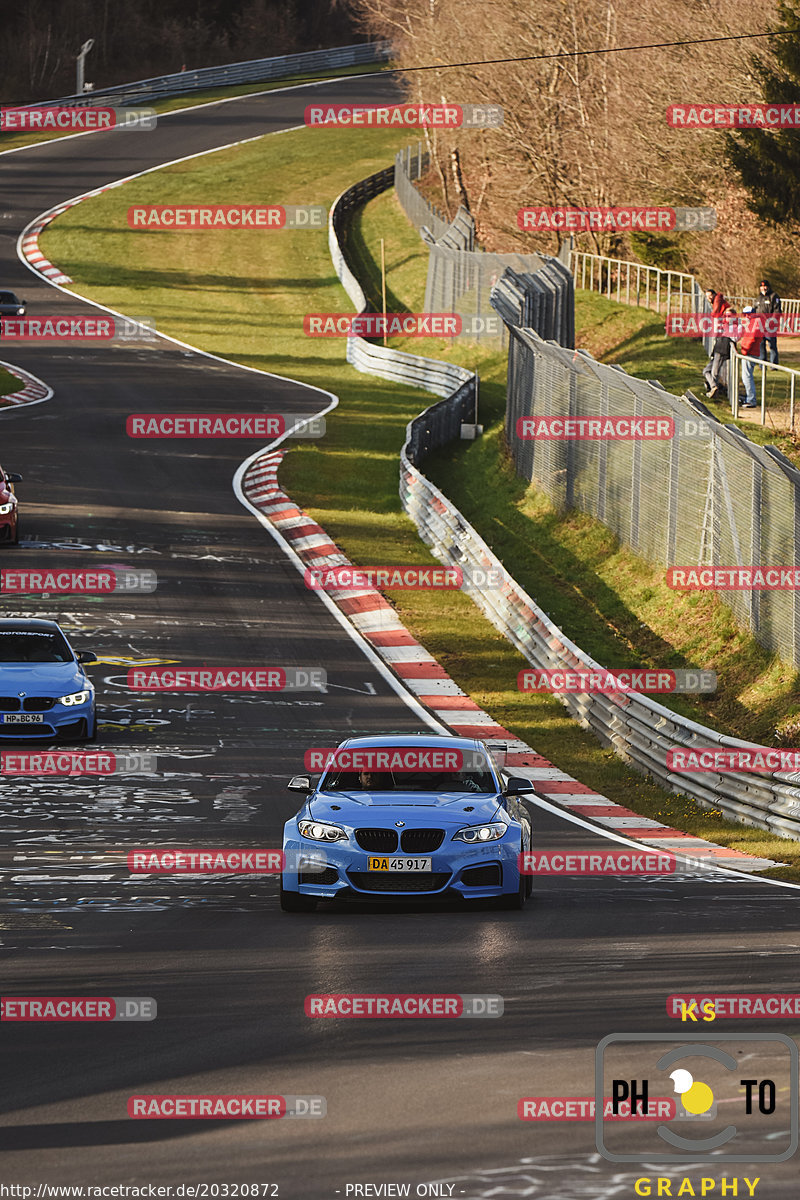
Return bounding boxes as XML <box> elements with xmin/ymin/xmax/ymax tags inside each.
<box><xmin>281</xmin><ymin>733</ymin><xmax>535</xmax><ymax>912</ymax></box>
<box><xmin>0</xmin><ymin>618</ymin><xmax>98</xmax><ymax>741</ymax></box>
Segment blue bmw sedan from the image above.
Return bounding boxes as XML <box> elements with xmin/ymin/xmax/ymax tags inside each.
<box><xmin>0</xmin><ymin>619</ymin><xmax>98</xmax><ymax>741</ymax></box>
<box><xmin>281</xmin><ymin>733</ymin><xmax>535</xmax><ymax>912</ymax></box>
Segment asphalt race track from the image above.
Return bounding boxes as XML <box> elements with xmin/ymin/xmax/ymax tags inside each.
<box><xmin>1</xmin><ymin>73</ymin><xmax>799</xmax><ymax>1199</ymax></box>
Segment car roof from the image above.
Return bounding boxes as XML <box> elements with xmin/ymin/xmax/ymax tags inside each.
<box><xmin>0</xmin><ymin>618</ymin><xmax>64</xmax><ymax>633</ymax></box>
<box><xmin>333</xmin><ymin>733</ymin><xmax>491</xmax><ymax>751</ymax></box>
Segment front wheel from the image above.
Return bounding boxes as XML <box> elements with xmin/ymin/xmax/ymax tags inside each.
<box><xmin>499</xmin><ymin>868</ymin><xmax>526</xmax><ymax>911</ymax></box>
<box><xmin>83</xmin><ymin>712</ymin><xmax>97</xmax><ymax>742</ymax></box>
<box><xmin>280</xmin><ymin>883</ymin><xmax>317</xmax><ymax>912</ymax></box>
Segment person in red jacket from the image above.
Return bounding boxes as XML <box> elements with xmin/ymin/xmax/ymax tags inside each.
<box><xmin>738</xmin><ymin>305</ymin><xmax>763</xmax><ymax>408</ymax></box>
<box><xmin>705</xmin><ymin>287</ymin><xmax>730</xmax><ymax>319</ymax></box>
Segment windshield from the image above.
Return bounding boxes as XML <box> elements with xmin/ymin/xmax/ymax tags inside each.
<box><xmin>0</xmin><ymin>293</ymin><xmax>19</xmax><ymax>304</ymax></box>
<box><xmin>320</xmin><ymin>766</ymin><xmax>498</xmax><ymax>793</ymax></box>
<box><xmin>0</xmin><ymin>631</ymin><xmax>73</xmax><ymax>663</ymax></box>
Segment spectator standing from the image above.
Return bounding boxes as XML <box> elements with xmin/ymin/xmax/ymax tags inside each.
<box><xmin>756</xmin><ymin>278</ymin><xmax>781</xmax><ymax>364</ymax></box>
<box><xmin>703</xmin><ymin>309</ymin><xmax>736</xmax><ymax>398</ymax></box>
<box><xmin>738</xmin><ymin>306</ymin><xmax>763</xmax><ymax>408</ymax></box>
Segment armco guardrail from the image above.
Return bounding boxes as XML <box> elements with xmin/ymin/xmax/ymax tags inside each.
<box><xmin>329</xmin><ymin>166</ymin><xmax>477</xmax><ymax>403</ymax></box>
<box><xmin>329</xmin><ymin>163</ymin><xmax>800</xmax><ymax>842</ymax></box>
<box><xmin>28</xmin><ymin>41</ymin><xmax>391</xmax><ymax>109</ymax></box>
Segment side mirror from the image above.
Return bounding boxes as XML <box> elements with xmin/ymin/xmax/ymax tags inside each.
<box><xmin>288</xmin><ymin>775</ymin><xmax>312</xmax><ymax>793</ymax></box>
<box><xmin>6</xmin><ymin>473</ymin><xmax>22</xmax><ymax>483</ymax></box>
<box><xmin>76</xmin><ymin>650</ymin><xmax>98</xmax><ymax>664</ymax></box>
<box><xmin>504</xmin><ymin>775</ymin><xmax>537</xmax><ymax>796</ymax></box>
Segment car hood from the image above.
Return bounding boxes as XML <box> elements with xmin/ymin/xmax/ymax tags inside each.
<box><xmin>310</xmin><ymin>791</ymin><xmax>503</xmax><ymax>822</ymax></box>
<box><xmin>0</xmin><ymin>662</ymin><xmax>90</xmax><ymax>694</ymax></box>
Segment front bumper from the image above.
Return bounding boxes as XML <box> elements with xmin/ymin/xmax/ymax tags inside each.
<box><xmin>0</xmin><ymin>698</ymin><xmax>95</xmax><ymax>739</ymax></box>
<box><xmin>282</xmin><ymin>828</ymin><xmax>521</xmax><ymax>901</ymax></box>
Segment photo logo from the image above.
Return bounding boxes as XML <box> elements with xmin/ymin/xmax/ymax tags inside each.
<box><xmin>127</xmin><ymin>666</ymin><xmax>326</xmax><ymax>692</ymax></box>
<box><xmin>127</xmin><ymin>204</ymin><xmax>326</xmax><ymax>229</ymax></box>
<box><xmin>517</xmin><ymin>207</ymin><xmax>715</xmax><ymax>233</ymax></box>
<box><xmin>516</xmin><ymin>416</ymin><xmax>673</xmax><ymax>440</ymax></box>
<box><xmin>518</xmin><ymin>668</ymin><xmax>716</xmax><ymax>694</ymax></box>
<box><xmin>596</xmin><ymin>1032</ymin><xmax>798</xmax><ymax>1163</ymax></box>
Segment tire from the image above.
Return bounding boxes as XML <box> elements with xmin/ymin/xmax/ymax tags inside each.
<box><xmin>11</xmin><ymin>518</ymin><xmax>18</xmax><ymax>545</ymax></box>
<box><xmin>280</xmin><ymin>883</ymin><xmax>317</xmax><ymax>912</ymax></box>
<box><xmin>83</xmin><ymin>712</ymin><xmax>97</xmax><ymax>742</ymax></box>
<box><xmin>499</xmin><ymin>865</ymin><xmax>527</xmax><ymax>911</ymax></box>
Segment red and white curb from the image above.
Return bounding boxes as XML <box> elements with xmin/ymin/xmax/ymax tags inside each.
<box><xmin>19</xmin><ymin>184</ymin><xmax>121</xmax><ymax>285</ymax></box>
<box><xmin>0</xmin><ymin>359</ymin><xmax>53</xmax><ymax>409</ymax></box>
<box><xmin>243</xmin><ymin>449</ymin><xmax>778</xmax><ymax>874</ymax></box>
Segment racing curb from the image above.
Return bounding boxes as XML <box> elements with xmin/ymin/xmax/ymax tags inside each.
<box><xmin>19</xmin><ymin>186</ymin><xmax>121</xmax><ymax>285</ymax></box>
<box><xmin>242</xmin><ymin>449</ymin><xmax>777</xmax><ymax>873</ymax></box>
<box><xmin>0</xmin><ymin>359</ymin><xmax>53</xmax><ymax>408</ymax></box>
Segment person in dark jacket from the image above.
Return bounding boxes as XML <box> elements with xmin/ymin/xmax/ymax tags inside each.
<box><xmin>703</xmin><ymin>310</ymin><xmax>736</xmax><ymax>398</ymax></box>
<box><xmin>756</xmin><ymin>279</ymin><xmax>781</xmax><ymax>364</ymax></box>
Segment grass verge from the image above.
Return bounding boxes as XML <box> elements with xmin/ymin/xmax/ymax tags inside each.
<box><xmin>40</xmin><ymin>124</ymin><xmax>800</xmax><ymax>880</ymax></box>
<box><xmin>0</xmin><ymin>368</ymin><xmax>22</xmax><ymax>402</ymax></box>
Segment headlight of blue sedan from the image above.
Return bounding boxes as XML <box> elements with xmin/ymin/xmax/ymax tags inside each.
<box><xmin>298</xmin><ymin>819</ymin><xmax>348</xmax><ymax>843</ymax></box>
<box><xmin>452</xmin><ymin>822</ymin><xmax>507</xmax><ymax>843</ymax></box>
<box><xmin>59</xmin><ymin>689</ymin><xmax>92</xmax><ymax>706</ymax></box>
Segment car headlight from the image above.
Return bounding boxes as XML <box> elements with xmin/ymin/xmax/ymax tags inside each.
<box><xmin>298</xmin><ymin>819</ymin><xmax>348</xmax><ymax>843</ymax></box>
<box><xmin>17</xmin><ymin>308</ymin><xmax>24</xmax><ymax>315</ymax></box>
<box><xmin>452</xmin><ymin>822</ymin><xmax>507</xmax><ymax>843</ymax></box>
<box><xmin>59</xmin><ymin>689</ymin><xmax>92</xmax><ymax>706</ymax></box>
<box><xmin>0</xmin><ymin>501</ymin><xmax>15</xmax><ymax>514</ymax></box>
